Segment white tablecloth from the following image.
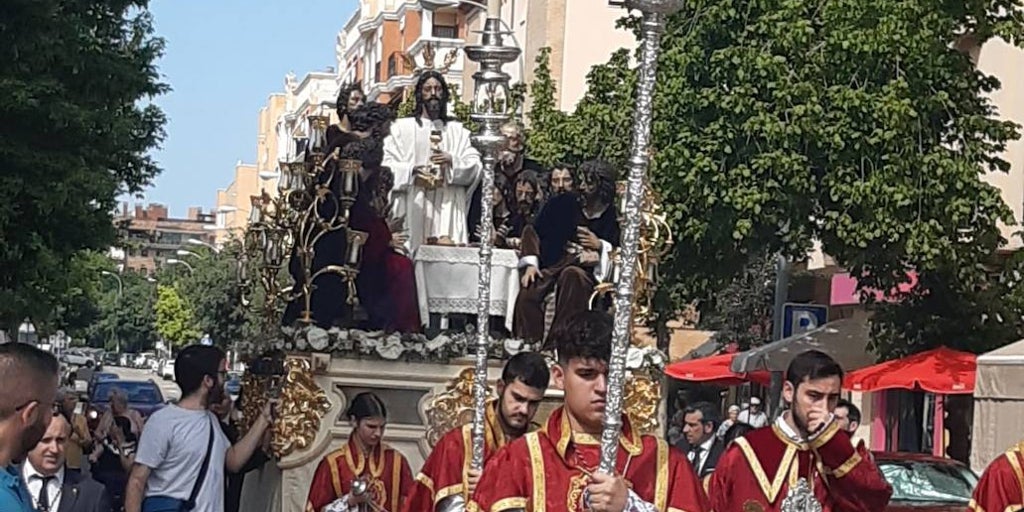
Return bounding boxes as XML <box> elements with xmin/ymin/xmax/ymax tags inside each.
<box><xmin>413</xmin><ymin>245</ymin><xmax>521</xmax><ymax>331</ymax></box>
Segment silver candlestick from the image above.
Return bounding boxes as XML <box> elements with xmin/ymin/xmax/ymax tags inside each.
<box><xmin>465</xmin><ymin>12</ymin><xmax>520</xmax><ymax>471</ymax></box>
<box><xmin>599</xmin><ymin>0</ymin><xmax>684</xmax><ymax>475</ymax></box>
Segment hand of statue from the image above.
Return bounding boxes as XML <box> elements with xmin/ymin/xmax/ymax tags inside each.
<box><xmin>521</xmin><ymin>266</ymin><xmax>540</xmax><ymax>288</ymax></box>
<box><xmin>585</xmin><ymin>472</ymin><xmax>629</xmax><ymax>512</ymax></box>
<box><xmin>576</xmin><ymin>227</ymin><xmax>602</xmax><ymax>251</ymax></box>
<box><xmin>430</xmin><ymin>151</ymin><xmax>453</xmax><ymax>170</ymax></box>
<box><xmin>348</xmin><ymin>491</ymin><xmax>371</xmax><ymax>506</ymax></box>
<box><xmin>578</xmin><ymin>249</ymin><xmax>600</xmax><ymax>267</ymax></box>
<box><xmin>466</xmin><ymin>469</ymin><xmax>482</xmax><ymax>496</ymax></box>
<box><xmin>391</xmin><ymin>231</ymin><xmax>409</xmax><ymax>248</ymax></box>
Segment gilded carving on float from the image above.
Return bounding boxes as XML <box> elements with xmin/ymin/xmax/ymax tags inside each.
<box><xmin>423</xmin><ymin>367</ymin><xmax>492</xmax><ymax>448</ymax></box>
<box><xmin>240</xmin><ymin>358</ymin><xmax>331</xmax><ymax>458</ymax></box>
<box><xmin>623</xmin><ymin>371</ymin><xmax>661</xmax><ymax>435</ymax></box>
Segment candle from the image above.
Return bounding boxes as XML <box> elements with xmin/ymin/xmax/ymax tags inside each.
<box><xmin>487</xmin><ymin>0</ymin><xmax>500</xmax><ymax>19</ymax></box>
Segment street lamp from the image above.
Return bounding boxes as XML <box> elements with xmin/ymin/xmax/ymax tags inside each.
<box><xmin>176</xmin><ymin>249</ymin><xmax>203</xmax><ymax>259</ymax></box>
<box><xmin>166</xmin><ymin>258</ymin><xmax>194</xmax><ymax>273</ymax></box>
<box><xmin>100</xmin><ymin>270</ymin><xmax>124</xmax><ymax>353</ymax></box>
<box><xmin>186</xmin><ymin>238</ymin><xmax>221</xmax><ymax>254</ymax></box>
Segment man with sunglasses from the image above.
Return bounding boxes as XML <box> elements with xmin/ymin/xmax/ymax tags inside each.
<box><xmin>0</xmin><ymin>342</ymin><xmax>60</xmax><ymax>512</ymax></box>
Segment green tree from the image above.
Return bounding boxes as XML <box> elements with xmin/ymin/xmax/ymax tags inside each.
<box><xmin>523</xmin><ymin>1</ymin><xmax>1023</xmax><ymax>356</ymax></box>
<box><xmin>0</xmin><ymin>0</ymin><xmax>168</xmax><ymax>329</ymax></box>
<box><xmin>524</xmin><ymin>47</ymin><xmax>572</xmax><ymax>167</ymax></box>
<box><xmin>173</xmin><ymin>243</ymin><xmax>248</xmax><ymax>348</ymax></box>
<box><xmin>154</xmin><ymin>284</ymin><xmax>199</xmax><ymax>348</ymax></box>
<box><xmin>395</xmin><ymin>83</ymin><xmax>475</xmax><ymax>129</ymax></box>
<box><xmin>702</xmin><ymin>251</ymin><xmax>778</xmax><ymax>350</ymax></box>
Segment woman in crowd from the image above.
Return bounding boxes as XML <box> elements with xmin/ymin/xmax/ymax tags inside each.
<box><xmin>90</xmin><ymin>388</ymin><xmax>143</xmax><ymax>510</ymax></box>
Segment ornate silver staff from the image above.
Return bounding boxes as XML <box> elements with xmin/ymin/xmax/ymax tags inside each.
<box><xmin>599</xmin><ymin>0</ymin><xmax>684</xmax><ymax>474</ymax></box>
<box><xmin>464</xmin><ymin>1</ymin><xmax>520</xmax><ymax>471</ymax></box>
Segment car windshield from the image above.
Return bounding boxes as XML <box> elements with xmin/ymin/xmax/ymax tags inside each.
<box><xmin>92</xmin><ymin>381</ymin><xmax>163</xmax><ymax>405</ymax></box>
<box><xmin>878</xmin><ymin>459</ymin><xmax>978</xmax><ymax>504</ymax></box>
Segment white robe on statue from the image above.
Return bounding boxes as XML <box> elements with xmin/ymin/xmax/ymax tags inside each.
<box><xmin>383</xmin><ymin>116</ymin><xmax>482</xmax><ymax>254</ymax></box>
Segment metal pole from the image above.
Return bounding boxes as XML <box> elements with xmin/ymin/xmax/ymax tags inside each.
<box><xmin>599</xmin><ymin>0</ymin><xmax>682</xmax><ymax>474</ymax></box>
<box><xmin>464</xmin><ymin>8</ymin><xmax>520</xmax><ymax>470</ymax></box>
<box><xmin>768</xmin><ymin>254</ymin><xmax>789</xmax><ymax>419</ymax></box>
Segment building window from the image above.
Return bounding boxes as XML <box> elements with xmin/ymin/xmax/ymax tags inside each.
<box><xmin>387</xmin><ymin>54</ymin><xmax>398</xmax><ymax>77</ymax></box>
<box><xmin>141</xmin><ymin>249</ymin><xmax>149</xmax><ymax>257</ymax></box>
<box><xmin>374</xmin><ymin>60</ymin><xmax>382</xmax><ymax>83</ymax></box>
<box><xmin>432</xmin><ymin>24</ymin><xmax>458</xmax><ymax>39</ymax></box>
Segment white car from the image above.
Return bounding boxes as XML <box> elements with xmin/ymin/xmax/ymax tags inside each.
<box><xmin>61</xmin><ymin>351</ymin><xmax>94</xmax><ymax>367</ymax></box>
<box><xmin>160</xmin><ymin>360</ymin><xmax>175</xmax><ymax>380</ymax></box>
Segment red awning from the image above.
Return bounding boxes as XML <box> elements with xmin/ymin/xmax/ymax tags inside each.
<box><xmin>666</xmin><ymin>353</ymin><xmax>772</xmax><ymax>387</ymax></box>
<box><xmin>843</xmin><ymin>347</ymin><xmax>977</xmax><ymax>394</ymax></box>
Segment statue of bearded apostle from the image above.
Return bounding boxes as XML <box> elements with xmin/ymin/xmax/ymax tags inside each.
<box><xmin>468</xmin><ymin>121</ymin><xmax>545</xmax><ymax>244</ymax></box>
<box><xmin>383</xmin><ymin>71</ymin><xmax>481</xmax><ymax>253</ymax></box>
<box><xmin>512</xmin><ymin>160</ymin><xmax>620</xmax><ymax>346</ymax></box>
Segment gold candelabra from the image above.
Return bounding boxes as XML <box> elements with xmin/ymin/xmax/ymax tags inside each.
<box><xmin>242</xmin><ymin>104</ymin><xmax>368</xmax><ymax>330</ymax></box>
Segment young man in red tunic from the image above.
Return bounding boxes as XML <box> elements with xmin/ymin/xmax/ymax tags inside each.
<box><xmin>306</xmin><ymin>392</ymin><xmax>414</xmax><ymax>512</ymax></box>
<box><xmin>472</xmin><ymin>310</ymin><xmax>710</xmax><ymax>512</ymax></box>
<box><xmin>970</xmin><ymin>440</ymin><xmax>1024</xmax><ymax>512</ymax></box>
<box><xmin>403</xmin><ymin>352</ymin><xmax>550</xmax><ymax>512</ymax></box>
<box><xmin>709</xmin><ymin>350</ymin><xmax>892</xmax><ymax>512</ymax></box>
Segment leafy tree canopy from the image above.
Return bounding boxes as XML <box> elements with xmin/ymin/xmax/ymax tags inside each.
<box><xmin>0</xmin><ymin>0</ymin><xmax>167</xmax><ymax>329</ymax></box>
<box><xmin>523</xmin><ymin>0</ymin><xmax>1023</xmax><ymax>356</ymax></box>
<box><xmin>154</xmin><ymin>284</ymin><xmax>199</xmax><ymax>348</ymax></box>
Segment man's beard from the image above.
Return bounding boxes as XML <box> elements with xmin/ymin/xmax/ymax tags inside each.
<box><xmin>425</xmin><ymin>98</ymin><xmax>443</xmax><ymax>120</ymax></box>
<box><xmin>208</xmin><ymin>384</ymin><xmax>224</xmax><ymax>406</ymax></box>
<box><xmin>499</xmin><ymin>149</ymin><xmax>520</xmax><ymax>166</ymax></box>
<box><xmin>516</xmin><ymin>198</ymin><xmax>534</xmax><ymax>214</ymax></box>
<box><xmin>791</xmin><ymin>406</ymin><xmax>810</xmax><ymax>436</ymax></box>
<box><xmin>499</xmin><ymin>404</ymin><xmax>529</xmax><ymax>437</ymax></box>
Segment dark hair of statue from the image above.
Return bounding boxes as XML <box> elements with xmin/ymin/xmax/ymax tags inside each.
<box><xmin>349</xmin><ymin>102</ymin><xmax>396</xmax><ymax>140</ymax></box>
<box><xmin>501</xmin><ymin>352</ymin><xmax>550</xmax><ymax>391</ymax></box>
<box><xmin>413</xmin><ymin>70</ymin><xmax>450</xmax><ymax>126</ymax></box>
<box><xmin>0</xmin><ymin>343</ymin><xmax>59</xmax><ymax>418</ymax></box>
<box><xmin>551</xmin><ymin>310</ymin><xmax>613</xmax><ymax>365</ymax></box>
<box><xmin>683</xmin><ymin>401</ymin><xmax>722</xmax><ymax>429</ymax></box>
<box><xmin>836</xmin><ymin>398</ymin><xmax>861</xmax><ymax>424</ymax></box>
<box><xmin>723</xmin><ymin>422</ymin><xmax>755</xmax><ymax>446</ymax></box>
<box><xmin>336</xmin><ymin>82</ymin><xmax>364</xmax><ymax>118</ymax></box>
<box><xmin>174</xmin><ymin>344</ymin><xmax>226</xmax><ymax>398</ymax></box>
<box><xmin>785</xmin><ymin>350</ymin><xmax>844</xmax><ymax>390</ymax></box>
<box><xmin>347</xmin><ymin>392</ymin><xmax>388</xmax><ymax>422</ymax></box>
<box><xmin>576</xmin><ymin>159</ymin><xmax>616</xmax><ymax>206</ymax></box>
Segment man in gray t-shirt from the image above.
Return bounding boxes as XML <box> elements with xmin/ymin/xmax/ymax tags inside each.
<box><xmin>124</xmin><ymin>345</ymin><xmax>272</xmax><ymax>512</ymax></box>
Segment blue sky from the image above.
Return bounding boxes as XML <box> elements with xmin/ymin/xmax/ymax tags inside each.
<box><xmin>140</xmin><ymin>0</ymin><xmax>357</xmax><ymax>217</ymax></box>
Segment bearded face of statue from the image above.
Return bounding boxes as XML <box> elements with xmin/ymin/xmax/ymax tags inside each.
<box><xmin>576</xmin><ymin>161</ymin><xmax>615</xmax><ymax>208</ymax></box>
<box><xmin>420</xmin><ymin>77</ymin><xmax>445</xmax><ymax>120</ymax></box>
<box><xmin>346</xmin><ymin>90</ymin><xmax>365</xmax><ymax>114</ymax></box>
<box><xmin>499</xmin><ymin>125</ymin><xmax>525</xmax><ymax>166</ymax></box>
<box><xmin>550</xmin><ymin>168</ymin><xmax>573</xmax><ymax>195</ymax></box>
<box><xmin>515</xmin><ymin>179</ymin><xmax>537</xmax><ymax>213</ymax></box>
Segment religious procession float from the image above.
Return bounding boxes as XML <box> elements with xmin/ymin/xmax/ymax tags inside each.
<box><xmin>233</xmin><ymin>1</ymin><xmax>684</xmax><ymax>511</ymax></box>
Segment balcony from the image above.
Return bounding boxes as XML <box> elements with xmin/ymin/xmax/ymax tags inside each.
<box><xmin>432</xmin><ymin>24</ymin><xmax>458</xmax><ymax>39</ymax></box>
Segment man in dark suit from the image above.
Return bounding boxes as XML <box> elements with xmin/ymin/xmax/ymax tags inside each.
<box><xmin>675</xmin><ymin>401</ymin><xmax>725</xmax><ymax>478</ymax></box>
<box><xmin>22</xmin><ymin>413</ymin><xmax>111</xmax><ymax>512</ymax></box>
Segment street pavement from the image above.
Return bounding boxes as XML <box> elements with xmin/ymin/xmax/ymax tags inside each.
<box><xmin>106</xmin><ymin>364</ymin><xmax>181</xmax><ymax>401</ymax></box>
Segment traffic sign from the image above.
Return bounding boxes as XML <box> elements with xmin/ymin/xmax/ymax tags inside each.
<box><xmin>782</xmin><ymin>303</ymin><xmax>828</xmax><ymax>338</ymax></box>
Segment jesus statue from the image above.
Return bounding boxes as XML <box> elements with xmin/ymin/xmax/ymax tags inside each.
<box><xmin>383</xmin><ymin>70</ymin><xmax>481</xmax><ymax>253</ymax></box>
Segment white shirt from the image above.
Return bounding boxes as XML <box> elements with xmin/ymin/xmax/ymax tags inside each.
<box><xmin>22</xmin><ymin>463</ymin><xmax>64</xmax><ymax>512</ymax></box>
<box><xmin>688</xmin><ymin>436</ymin><xmax>716</xmax><ymax>474</ymax></box>
<box><xmin>135</xmin><ymin>405</ymin><xmax>230</xmax><ymax>512</ymax></box>
<box><xmin>738</xmin><ymin>409</ymin><xmax>769</xmax><ymax>428</ymax></box>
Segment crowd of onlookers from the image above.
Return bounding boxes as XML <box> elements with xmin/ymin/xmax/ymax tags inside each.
<box><xmin>1</xmin><ymin>343</ymin><xmax>269</xmax><ymax>512</ymax></box>
<box><xmin>668</xmin><ymin>394</ymin><xmax>863</xmax><ymax>478</ymax></box>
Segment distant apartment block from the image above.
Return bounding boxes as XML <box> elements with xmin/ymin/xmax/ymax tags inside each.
<box><xmin>114</xmin><ymin>203</ymin><xmax>216</xmax><ymax>275</ymax></box>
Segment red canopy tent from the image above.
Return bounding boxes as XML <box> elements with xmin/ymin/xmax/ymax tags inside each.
<box><xmin>666</xmin><ymin>353</ymin><xmax>772</xmax><ymax>387</ymax></box>
<box><xmin>843</xmin><ymin>346</ymin><xmax>977</xmax><ymax>394</ymax></box>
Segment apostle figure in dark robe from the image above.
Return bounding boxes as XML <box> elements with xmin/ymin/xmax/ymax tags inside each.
<box><xmin>326</xmin><ymin>81</ymin><xmax>365</xmax><ymax>145</ymax></box>
<box><xmin>507</xmin><ymin>169</ymin><xmax>543</xmax><ymax>246</ymax></box>
<box><xmin>346</xmin><ymin>103</ymin><xmax>421</xmax><ymax>333</ymax></box>
<box><xmin>512</xmin><ymin>160</ymin><xmax>620</xmax><ymax>345</ymax></box>
<box><xmin>468</xmin><ymin>121</ymin><xmax>544</xmax><ymax>243</ymax></box>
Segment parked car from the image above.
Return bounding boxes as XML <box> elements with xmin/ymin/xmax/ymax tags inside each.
<box><xmin>102</xmin><ymin>352</ymin><xmax>120</xmax><ymax>367</ymax></box>
<box><xmin>61</xmin><ymin>350</ymin><xmax>94</xmax><ymax>367</ymax></box>
<box><xmin>87</xmin><ymin>372</ymin><xmax>119</xmax><ymax>395</ymax></box>
<box><xmin>875</xmin><ymin>452</ymin><xmax>978</xmax><ymax>512</ymax></box>
<box><xmin>160</xmin><ymin>359</ymin><xmax>175</xmax><ymax>380</ymax></box>
<box><xmin>86</xmin><ymin>379</ymin><xmax>166</xmax><ymax>431</ymax></box>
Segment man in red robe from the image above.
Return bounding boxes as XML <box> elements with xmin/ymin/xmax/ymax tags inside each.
<box><xmin>970</xmin><ymin>440</ymin><xmax>1024</xmax><ymax>512</ymax></box>
<box><xmin>306</xmin><ymin>392</ymin><xmax>414</xmax><ymax>512</ymax></box>
<box><xmin>403</xmin><ymin>352</ymin><xmax>550</xmax><ymax>512</ymax></box>
<box><xmin>709</xmin><ymin>350</ymin><xmax>892</xmax><ymax>512</ymax></box>
<box><xmin>472</xmin><ymin>311</ymin><xmax>709</xmax><ymax>512</ymax></box>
